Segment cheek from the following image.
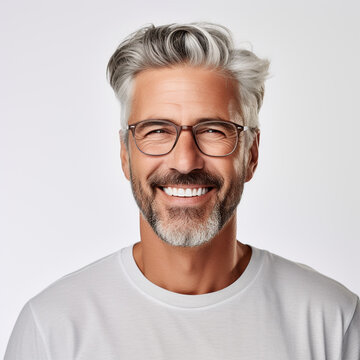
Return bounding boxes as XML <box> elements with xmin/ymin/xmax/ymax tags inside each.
<box><xmin>230</xmin><ymin>147</ymin><xmax>246</xmax><ymax>176</ymax></box>
<box><xmin>128</xmin><ymin>142</ymin><xmax>145</xmax><ymax>176</ymax></box>
<box><xmin>129</xmin><ymin>153</ymin><xmax>162</xmax><ymax>186</ymax></box>
<box><xmin>208</xmin><ymin>156</ymin><xmax>244</xmax><ymax>184</ymax></box>
<box><xmin>232</xmin><ymin>158</ymin><xmax>245</xmax><ymax>177</ymax></box>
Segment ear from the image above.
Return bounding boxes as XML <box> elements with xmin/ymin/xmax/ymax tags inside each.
<box><xmin>245</xmin><ymin>130</ymin><xmax>260</xmax><ymax>183</ymax></box>
<box><xmin>120</xmin><ymin>130</ymin><xmax>130</xmax><ymax>181</ymax></box>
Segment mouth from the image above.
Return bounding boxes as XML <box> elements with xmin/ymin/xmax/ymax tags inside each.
<box><xmin>160</xmin><ymin>186</ymin><xmax>213</xmax><ymax>198</ymax></box>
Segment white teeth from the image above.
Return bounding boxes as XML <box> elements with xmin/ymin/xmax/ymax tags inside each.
<box><xmin>185</xmin><ymin>189</ymin><xmax>192</xmax><ymax>197</ymax></box>
<box><xmin>162</xmin><ymin>187</ymin><xmax>210</xmax><ymax>197</ymax></box>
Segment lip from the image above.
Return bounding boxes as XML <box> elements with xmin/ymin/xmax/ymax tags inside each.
<box><xmin>156</xmin><ymin>185</ymin><xmax>215</xmax><ymax>206</ymax></box>
<box><xmin>159</xmin><ymin>184</ymin><xmax>214</xmax><ymax>189</ymax></box>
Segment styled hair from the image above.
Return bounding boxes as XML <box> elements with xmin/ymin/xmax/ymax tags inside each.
<box><xmin>107</xmin><ymin>22</ymin><xmax>270</xmax><ymax>145</ymax></box>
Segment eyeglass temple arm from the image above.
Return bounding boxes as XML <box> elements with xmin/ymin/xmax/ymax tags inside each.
<box><xmin>178</xmin><ymin>125</ymin><xmax>251</xmax><ymax>131</ymax></box>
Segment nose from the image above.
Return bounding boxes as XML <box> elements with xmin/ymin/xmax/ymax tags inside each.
<box><xmin>167</xmin><ymin>129</ymin><xmax>205</xmax><ymax>174</ymax></box>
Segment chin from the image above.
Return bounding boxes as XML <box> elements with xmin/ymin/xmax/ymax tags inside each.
<box><xmin>150</xmin><ymin>204</ymin><xmax>223</xmax><ymax>247</ymax></box>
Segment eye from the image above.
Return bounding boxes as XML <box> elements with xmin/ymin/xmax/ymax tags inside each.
<box><xmin>197</xmin><ymin>127</ymin><xmax>226</xmax><ymax>137</ymax></box>
<box><xmin>205</xmin><ymin>128</ymin><xmax>224</xmax><ymax>134</ymax></box>
<box><xmin>135</xmin><ymin>121</ymin><xmax>176</xmax><ymax>139</ymax></box>
<box><xmin>195</xmin><ymin>121</ymin><xmax>236</xmax><ymax>139</ymax></box>
<box><xmin>146</xmin><ymin>128</ymin><xmax>164</xmax><ymax>134</ymax></box>
<box><xmin>145</xmin><ymin>128</ymin><xmax>173</xmax><ymax>136</ymax></box>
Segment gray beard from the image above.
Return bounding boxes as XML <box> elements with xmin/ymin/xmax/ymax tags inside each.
<box><xmin>149</xmin><ymin>203</ymin><xmax>222</xmax><ymax>247</ymax></box>
<box><xmin>129</xmin><ymin>168</ymin><xmax>244</xmax><ymax>248</ymax></box>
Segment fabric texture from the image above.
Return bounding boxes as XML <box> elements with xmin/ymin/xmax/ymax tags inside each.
<box><xmin>5</xmin><ymin>244</ymin><xmax>360</xmax><ymax>360</ymax></box>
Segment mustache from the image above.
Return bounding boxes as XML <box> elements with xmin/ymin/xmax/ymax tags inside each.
<box><xmin>148</xmin><ymin>170</ymin><xmax>224</xmax><ymax>189</ymax></box>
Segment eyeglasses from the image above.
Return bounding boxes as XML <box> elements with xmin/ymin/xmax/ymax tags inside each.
<box><xmin>128</xmin><ymin>119</ymin><xmax>250</xmax><ymax>157</ymax></box>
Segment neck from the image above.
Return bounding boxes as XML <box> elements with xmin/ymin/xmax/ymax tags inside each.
<box><xmin>132</xmin><ymin>213</ymin><xmax>252</xmax><ymax>295</ymax></box>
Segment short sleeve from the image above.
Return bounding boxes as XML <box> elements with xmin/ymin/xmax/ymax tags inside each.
<box><xmin>342</xmin><ymin>297</ymin><xmax>360</xmax><ymax>360</ymax></box>
<box><xmin>4</xmin><ymin>301</ymin><xmax>49</xmax><ymax>360</ymax></box>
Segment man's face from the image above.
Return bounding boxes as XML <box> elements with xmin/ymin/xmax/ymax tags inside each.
<box><xmin>121</xmin><ymin>66</ymin><xmax>258</xmax><ymax>247</ymax></box>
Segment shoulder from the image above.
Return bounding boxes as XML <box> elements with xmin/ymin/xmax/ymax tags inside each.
<box><xmin>256</xmin><ymin>247</ymin><xmax>358</xmax><ymax>319</ymax></box>
<box><xmin>28</xmin><ymin>248</ymin><xmax>126</xmax><ymax>313</ymax></box>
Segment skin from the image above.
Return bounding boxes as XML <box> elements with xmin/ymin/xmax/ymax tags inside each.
<box><xmin>120</xmin><ymin>65</ymin><xmax>260</xmax><ymax>295</ymax></box>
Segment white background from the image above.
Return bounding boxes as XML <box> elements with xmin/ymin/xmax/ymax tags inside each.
<box><xmin>1</xmin><ymin>0</ymin><xmax>359</xmax><ymax>355</ymax></box>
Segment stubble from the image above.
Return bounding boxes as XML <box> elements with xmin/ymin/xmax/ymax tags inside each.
<box><xmin>129</xmin><ymin>167</ymin><xmax>245</xmax><ymax>247</ymax></box>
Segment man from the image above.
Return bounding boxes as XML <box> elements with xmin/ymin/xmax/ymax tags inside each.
<box><xmin>5</xmin><ymin>23</ymin><xmax>360</xmax><ymax>360</ymax></box>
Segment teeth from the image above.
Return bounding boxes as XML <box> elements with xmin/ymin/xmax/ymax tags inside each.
<box><xmin>162</xmin><ymin>187</ymin><xmax>210</xmax><ymax>197</ymax></box>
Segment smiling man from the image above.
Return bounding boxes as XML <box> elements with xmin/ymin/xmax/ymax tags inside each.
<box><xmin>5</xmin><ymin>23</ymin><xmax>360</xmax><ymax>360</ymax></box>
<box><xmin>122</xmin><ymin>65</ymin><xmax>254</xmax><ymax>295</ymax></box>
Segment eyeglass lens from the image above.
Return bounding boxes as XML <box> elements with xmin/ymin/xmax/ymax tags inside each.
<box><xmin>133</xmin><ymin>120</ymin><xmax>239</xmax><ymax>156</ymax></box>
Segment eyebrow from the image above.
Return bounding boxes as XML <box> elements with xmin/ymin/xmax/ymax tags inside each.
<box><xmin>140</xmin><ymin>117</ymin><xmax>231</xmax><ymax>124</ymax></box>
<box><xmin>136</xmin><ymin>120</ymin><xmax>169</xmax><ymax>128</ymax></box>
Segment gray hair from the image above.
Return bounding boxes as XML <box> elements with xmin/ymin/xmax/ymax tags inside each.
<box><xmin>107</xmin><ymin>22</ymin><xmax>269</xmax><ymax>146</ymax></box>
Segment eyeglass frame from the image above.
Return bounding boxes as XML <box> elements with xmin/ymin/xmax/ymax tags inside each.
<box><xmin>127</xmin><ymin>119</ymin><xmax>251</xmax><ymax>157</ymax></box>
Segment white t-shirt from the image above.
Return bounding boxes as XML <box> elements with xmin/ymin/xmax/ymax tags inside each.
<box><xmin>5</xmin><ymin>244</ymin><xmax>360</xmax><ymax>360</ymax></box>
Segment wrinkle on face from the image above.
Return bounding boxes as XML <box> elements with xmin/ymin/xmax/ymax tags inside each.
<box><xmin>129</xmin><ymin>66</ymin><xmax>237</xmax><ymax>126</ymax></box>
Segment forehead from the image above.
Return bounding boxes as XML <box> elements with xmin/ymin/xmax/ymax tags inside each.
<box><xmin>129</xmin><ymin>66</ymin><xmax>239</xmax><ymax>123</ymax></box>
